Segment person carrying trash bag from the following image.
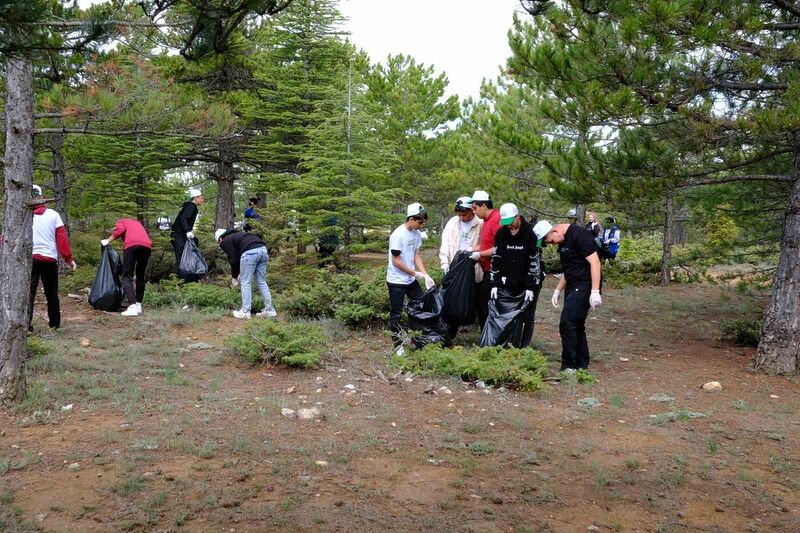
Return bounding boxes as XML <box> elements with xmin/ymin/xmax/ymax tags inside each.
<box><xmin>89</xmin><ymin>243</ymin><xmax>125</xmax><ymax>312</ymax></box>
<box><xmin>216</xmin><ymin>228</ymin><xmax>277</xmax><ymax>320</ymax></box>
<box><xmin>101</xmin><ymin>218</ymin><xmax>152</xmax><ymax>316</ymax></box>
<box><xmin>405</xmin><ymin>286</ymin><xmax>451</xmax><ymax>349</ymax></box>
<box><xmin>469</xmin><ymin>190</ymin><xmax>501</xmax><ymax>330</ymax></box>
<box><xmin>28</xmin><ymin>184</ymin><xmax>77</xmax><ymax>331</ymax></box>
<box><xmin>533</xmin><ymin>219</ymin><xmax>603</xmax><ymax>372</ymax></box>
<box><xmin>171</xmin><ymin>188</ymin><xmax>203</xmax><ymax>274</ymax></box>
<box><xmin>386</xmin><ymin>203</ymin><xmax>435</xmax><ymax>356</ymax></box>
<box><xmin>480</xmin><ymin>203</ymin><xmax>543</xmax><ymax>348</ymax></box>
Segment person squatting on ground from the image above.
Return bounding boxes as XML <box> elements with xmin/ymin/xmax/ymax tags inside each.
<box><xmin>386</xmin><ymin>203</ymin><xmax>435</xmax><ymax>356</ymax></box>
<box><xmin>102</xmin><ymin>218</ymin><xmax>152</xmax><ymax>317</ymax></box>
<box><xmin>489</xmin><ymin>203</ymin><xmax>544</xmax><ymax>348</ymax></box>
<box><xmin>469</xmin><ymin>190</ymin><xmax>501</xmax><ymax>329</ymax></box>
<box><xmin>534</xmin><ymin>219</ymin><xmax>603</xmax><ymax>371</ymax></box>
<box><xmin>29</xmin><ymin>184</ymin><xmax>76</xmax><ymax>331</ymax></box>
<box><xmin>171</xmin><ymin>188</ymin><xmax>203</xmax><ymax>271</ymax></box>
<box><xmin>216</xmin><ymin>229</ymin><xmax>277</xmax><ymax>320</ymax></box>
<box><xmin>439</xmin><ymin>196</ymin><xmax>483</xmax><ymax>340</ymax></box>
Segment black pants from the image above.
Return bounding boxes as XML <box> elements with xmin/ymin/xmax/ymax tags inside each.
<box><xmin>122</xmin><ymin>246</ymin><xmax>151</xmax><ymax>305</ymax></box>
<box><xmin>387</xmin><ymin>280</ymin><xmax>424</xmax><ymax>348</ymax></box>
<box><xmin>477</xmin><ymin>275</ymin><xmax>491</xmax><ymax>330</ymax></box>
<box><xmin>171</xmin><ymin>236</ymin><xmax>186</xmax><ymax>271</ymax></box>
<box><xmin>29</xmin><ymin>259</ymin><xmax>60</xmax><ymax>329</ymax></box>
<box><xmin>519</xmin><ymin>287</ymin><xmax>541</xmax><ymax>348</ymax></box>
<box><xmin>447</xmin><ymin>281</ymin><xmax>484</xmax><ymax>341</ymax></box>
<box><xmin>559</xmin><ymin>285</ymin><xmax>591</xmax><ymax>370</ymax></box>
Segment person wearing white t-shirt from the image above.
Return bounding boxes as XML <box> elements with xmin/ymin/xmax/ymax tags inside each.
<box><xmin>386</xmin><ymin>203</ymin><xmax>434</xmax><ymax>355</ymax></box>
<box><xmin>28</xmin><ymin>185</ymin><xmax>77</xmax><ymax>331</ymax></box>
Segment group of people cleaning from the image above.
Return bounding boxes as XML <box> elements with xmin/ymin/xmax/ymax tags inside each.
<box><xmin>387</xmin><ymin>191</ymin><xmax>608</xmax><ymax>372</ymax></box>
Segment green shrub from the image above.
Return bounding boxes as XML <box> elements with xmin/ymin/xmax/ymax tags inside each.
<box><xmin>60</xmin><ymin>266</ymin><xmax>97</xmax><ymax>293</ymax></box>
<box><xmin>228</xmin><ymin>321</ymin><xmax>324</xmax><ymax>368</ymax></box>
<box><xmin>27</xmin><ymin>336</ymin><xmax>51</xmax><ymax>357</ymax></box>
<box><xmin>395</xmin><ymin>345</ymin><xmax>549</xmax><ymax>391</ymax></box>
<box><xmin>720</xmin><ymin>317</ymin><xmax>761</xmax><ymax>346</ymax></box>
<box><xmin>145</xmin><ymin>278</ymin><xmax>264</xmax><ymax>312</ymax></box>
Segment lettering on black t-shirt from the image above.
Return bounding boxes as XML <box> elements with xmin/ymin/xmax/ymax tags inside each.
<box><xmin>558</xmin><ymin>224</ymin><xmax>596</xmax><ymax>288</ymax></box>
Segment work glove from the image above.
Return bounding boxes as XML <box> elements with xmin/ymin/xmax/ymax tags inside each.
<box><xmin>100</xmin><ymin>239</ymin><xmax>109</xmax><ymax>246</ymax></box>
<box><xmin>186</xmin><ymin>232</ymin><xmax>194</xmax><ymax>239</ymax></box>
<box><xmin>469</xmin><ymin>251</ymin><xmax>481</xmax><ymax>262</ymax></box>
<box><xmin>423</xmin><ymin>275</ymin><xmax>435</xmax><ymax>290</ymax></box>
<box><xmin>490</xmin><ymin>287</ymin><xmax>498</xmax><ymax>299</ymax></box>
<box><xmin>440</xmin><ymin>263</ymin><xmax>449</xmax><ymax>275</ymax></box>
<box><xmin>231</xmin><ymin>277</ymin><xmax>239</xmax><ymax>288</ymax></box>
<box><xmin>69</xmin><ymin>261</ymin><xmax>77</xmax><ymax>271</ymax></box>
<box><xmin>551</xmin><ymin>288</ymin><xmax>561</xmax><ymax>308</ymax></box>
<box><xmin>524</xmin><ymin>290</ymin><xmax>535</xmax><ymax>302</ymax></box>
<box><xmin>590</xmin><ymin>290</ymin><xmax>602</xmax><ymax>309</ymax></box>
<box><xmin>465</xmin><ymin>247</ymin><xmax>474</xmax><ymax>253</ymax></box>
<box><xmin>414</xmin><ymin>271</ymin><xmax>426</xmax><ymax>280</ymax></box>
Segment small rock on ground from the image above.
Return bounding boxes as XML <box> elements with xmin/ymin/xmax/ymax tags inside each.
<box><xmin>702</xmin><ymin>381</ymin><xmax>723</xmax><ymax>391</ymax></box>
<box><xmin>281</xmin><ymin>408</ymin><xmax>296</xmax><ymax>418</ymax></box>
<box><xmin>297</xmin><ymin>407</ymin><xmax>321</xmax><ymax>420</ymax></box>
<box><xmin>187</xmin><ymin>342</ymin><xmax>215</xmax><ymax>350</ymax></box>
<box><xmin>578</xmin><ymin>397</ymin><xmax>601</xmax><ymax>408</ymax></box>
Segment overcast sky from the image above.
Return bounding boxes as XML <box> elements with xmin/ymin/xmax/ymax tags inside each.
<box><xmin>340</xmin><ymin>0</ymin><xmax>524</xmax><ymax>100</ymax></box>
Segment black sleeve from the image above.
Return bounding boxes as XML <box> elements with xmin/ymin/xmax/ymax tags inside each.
<box><xmin>489</xmin><ymin>230</ymin><xmax>505</xmax><ymax>288</ymax></box>
<box><xmin>390</xmin><ymin>249</ymin><xmax>401</xmax><ymax>257</ymax></box>
<box><xmin>220</xmin><ymin>238</ymin><xmax>241</xmax><ymax>278</ymax></box>
<box><xmin>175</xmin><ymin>203</ymin><xmax>193</xmax><ymax>234</ymax></box>
<box><xmin>526</xmin><ymin>238</ymin><xmax>543</xmax><ymax>290</ymax></box>
<box><xmin>574</xmin><ymin>227</ymin><xmax>597</xmax><ymax>258</ymax></box>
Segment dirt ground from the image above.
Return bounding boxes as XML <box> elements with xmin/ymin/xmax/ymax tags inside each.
<box><xmin>1</xmin><ymin>281</ymin><xmax>798</xmax><ymax>532</ymax></box>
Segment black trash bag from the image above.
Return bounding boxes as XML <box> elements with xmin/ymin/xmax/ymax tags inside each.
<box><xmin>405</xmin><ymin>287</ymin><xmax>452</xmax><ymax>349</ymax></box>
<box><xmin>89</xmin><ymin>245</ymin><xmax>124</xmax><ymax>311</ymax></box>
<box><xmin>440</xmin><ymin>251</ymin><xmax>477</xmax><ymax>326</ymax></box>
<box><xmin>177</xmin><ymin>239</ymin><xmax>208</xmax><ymax>282</ymax></box>
<box><xmin>479</xmin><ymin>288</ymin><xmax>531</xmax><ymax>348</ymax></box>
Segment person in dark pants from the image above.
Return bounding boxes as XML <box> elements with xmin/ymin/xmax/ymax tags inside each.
<box><xmin>488</xmin><ymin>204</ymin><xmax>544</xmax><ymax>348</ymax></box>
<box><xmin>171</xmin><ymin>188</ymin><xmax>203</xmax><ymax>273</ymax></box>
<box><xmin>386</xmin><ymin>203</ymin><xmax>434</xmax><ymax>355</ymax></box>
<box><xmin>28</xmin><ymin>184</ymin><xmax>77</xmax><ymax>331</ymax></box>
<box><xmin>534</xmin><ymin>220</ymin><xmax>603</xmax><ymax>371</ymax></box>
<box><xmin>469</xmin><ymin>190</ymin><xmax>501</xmax><ymax>330</ymax></box>
<box><xmin>102</xmin><ymin>218</ymin><xmax>153</xmax><ymax>317</ymax></box>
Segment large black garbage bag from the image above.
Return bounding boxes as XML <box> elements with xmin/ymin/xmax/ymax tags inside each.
<box><xmin>440</xmin><ymin>251</ymin><xmax>476</xmax><ymax>326</ymax></box>
<box><xmin>479</xmin><ymin>288</ymin><xmax>531</xmax><ymax>348</ymax></box>
<box><xmin>177</xmin><ymin>239</ymin><xmax>208</xmax><ymax>282</ymax></box>
<box><xmin>89</xmin><ymin>245</ymin><xmax>124</xmax><ymax>311</ymax></box>
<box><xmin>406</xmin><ymin>287</ymin><xmax>452</xmax><ymax>349</ymax></box>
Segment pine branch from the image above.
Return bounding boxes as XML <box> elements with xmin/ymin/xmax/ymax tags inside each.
<box><xmin>680</xmin><ymin>174</ymin><xmax>794</xmax><ymax>189</ymax></box>
<box><xmin>707</xmin><ymin>79</ymin><xmax>788</xmax><ymax>91</ymax></box>
<box><xmin>33</xmin><ymin>126</ymin><xmax>225</xmax><ymax>140</ymax></box>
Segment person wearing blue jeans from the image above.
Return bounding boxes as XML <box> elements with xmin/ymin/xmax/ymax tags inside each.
<box><xmin>216</xmin><ymin>228</ymin><xmax>277</xmax><ymax>319</ymax></box>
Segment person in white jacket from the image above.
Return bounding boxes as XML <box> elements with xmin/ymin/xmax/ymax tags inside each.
<box><xmin>439</xmin><ymin>196</ymin><xmax>483</xmax><ymax>280</ymax></box>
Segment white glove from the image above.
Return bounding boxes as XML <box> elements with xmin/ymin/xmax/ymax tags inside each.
<box><xmin>551</xmin><ymin>288</ymin><xmax>561</xmax><ymax>308</ymax></box>
<box><xmin>469</xmin><ymin>251</ymin><xmax>481</xmax><ymax>262</ymax></box>
<box><xmin>231</xmin><ymin>277</ymin><xmax>239</xmax><ymax>288</ymax></box>
<box><xmin>69</xmin><ymin>261</ymin><xmax>77</xmax><ymax>271</ymax></box>
<box><xmin>414</xmin><ymin>271</ymin><xmax>425</xmax><ymax>280</ymax></box>
<box><xmin>423</xmin><ymin>275</ymin><xmax>435</xmax><ymax>290</ymax></box>
<box><xmin>440</xmin><ymin>263</ymin><xmax>449</xmax><ymax>275</ymax></box>
<box><xmin>490</xmin><ymin>287</ymin><xmax>498</xmax><ymax>299</ymax></box>
<box><xmin>524</xmin><ymin>290</ymin><xmax>534</xmax><ymax>302</ymax></box>
<box><xmin>590</xmin><ymin>290</ymin><xmax>602</xmax><ymax>309</ymax></box>
<box><xmin>186</xmin><ymin>232</ymin><xmax>194</xmax><ymax>239</ymax></box>
<box><xmin>100</xmin><ymin>239</ymin><xmax>109</xmax><ymax>247</ymax></box>
<box><xmin>465</xmin><ymin>247</ymin><xmax>474</xmax><ymax>253</ymax></box>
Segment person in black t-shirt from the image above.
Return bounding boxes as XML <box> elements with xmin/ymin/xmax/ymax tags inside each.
<box><xmin>533</xmin><ymin>220</ymin><xmax>603</xmax><ymax>371</ymax></box>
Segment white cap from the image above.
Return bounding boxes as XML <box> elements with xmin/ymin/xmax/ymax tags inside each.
<box><xmin>455</xmin><ymin>196</ymin><xmax>473</xmax><ymax>210</ymax></box>
<box><xmin>32</xmin><ymin>184</ymin><xmax>42</xmax><ymax>196</ymax></box>
<box><xmin>188</xmin><ymin>188</ymin><xmax>202</xmax><ymax>200</ymax></box>
<box><xmin>472</xmin><ymin>190</ymin><xmax>491</xmax><ymax>202</ymax></box>
<box><xmin>214</xmin><ymin>228</ymin><xmax>227</xmax><ymax>241</ymax></box>
<box><xmin>499</xmin><ymin>203</ymin><xmax>519</xmax><ymax>226</ymax></box>
<box><xmin>406</xmin><ymin>202</ymin><xmax>426</xmax><ymax>218</ymax></box>
<box><xmin>566</xmin><ymin>208</ymin><xmax>577</xmax><ymax>218</ymax></box>
<box><xmin>533</xmin><ymin>220</ymin><xmax>554</xmax><ymax>240</ymax></box>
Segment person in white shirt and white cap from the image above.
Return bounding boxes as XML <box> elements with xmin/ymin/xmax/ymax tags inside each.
<box><xmin>386</xmin><ymin>202</ymin><xmax>435</xmax><ymax>355</ymax></box>
<box><xmin>171</xmin><ymin>188</ymin><xmax>203</xmax><ymax>275</ymax></box>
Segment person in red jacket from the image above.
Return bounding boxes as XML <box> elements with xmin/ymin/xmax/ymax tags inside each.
<box><xmin>102</xmin><ymin>218</ymin><xmax>153</xmax><ymax>316</ymax></box>
<box><xmin>469</xmin><ymin>190</ymin><xmax>502</xmax><ymax>329</ymax></box>
<box><xmin>29</xmin><ymin>185</ymin><xmax>76</xmax><ymax>331</ymax></box>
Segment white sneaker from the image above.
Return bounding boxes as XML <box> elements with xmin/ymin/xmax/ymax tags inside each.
<box><xmin>233</xmin><ymin>309</ymin><xmax>251</xmax><ymax>320</ymax></box>
<box><xmin>121</xmin><ymin>304</ymin><xmax>140</xmax><ymax>317</ymax></box>
<box><xmin>137</xmin><ymin>303</ymin><xmax>142</xmax><ymax>314</ymax></box>
<box><xmin>393</xmin><ymin>345</ymin><xmax>405</xmax><ymax>356</ymax></box>
<box><xmin>256</xmin><ymin>308</ymin><xmax>277</xmax><ymax>318</ymax></box>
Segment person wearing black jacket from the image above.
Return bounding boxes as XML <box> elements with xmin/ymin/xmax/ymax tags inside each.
<box><xmin>171</xmin><ymin>188</ymin><xmax>203</xmax><ymax>273</ymax></box>
<box><xmin>488</xmin><ymin>203</ymin><xmax>544</xmax><ymax>348</ymax></box>
<box><xmin>216</xmin><ymin>228</ymin><xmax>277</xmax><ymax>320</ymax></box>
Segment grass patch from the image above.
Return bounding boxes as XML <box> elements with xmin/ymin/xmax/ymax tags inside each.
<box><xmin>228</xmin><ymin>321</ymin><xmax>324</xmax><ymax>368</ymax></box>
<box><xmin>624</xmin><ymin>457</ymin><xmax>640</xmax><ymax>470</ymax></box>
<box><xmin>707</xmin><ymin>436</ymin><xmax>719</xmax><ymax>454</ymax></box>
<box><xmin>467</xmin><ymin>442</ymin><xmax>495</xmax><ymax>455</ymax></box>
<box><xmin>396</xmin><ymin>345</ymin><xmax>549</xmax><ymax>391</ymax></box>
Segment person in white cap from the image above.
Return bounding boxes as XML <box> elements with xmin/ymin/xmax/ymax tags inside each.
<box><xmin>533</xmin><ymin>219</ymin><xmax>602</xmax><ymax>371</ymax></box>
<box><xmin>216</xmin><ymin>228</ymin><xmax>277</xmax><ymax>320</ymax></box>
<box><xmin>469</xmin><ymin>190</ymin><xmax>501</xmax><ymax>328</ymax></box>
<box><xmin>487</xmin><ymin>203</ymin><xmax>544</xmax><ymax>347</ymax></box>
<box><xmin>28</xmin><ymin>185</ymin><xmax>77</xmax><ymax>331</ymax></box>
<box><xmin>439</xmin><ymin>196</ymin><xmax>483</xmax><ymax>275</ymax></box>
<box><xmin>171</xmin><ymin>188</ymin><xmax>203</xmax><ymax>275</ymax></box>
<box><xmin>386</xmin><ymin>202</ymin><xmax>434</xmax><ymax>355</ymax></box>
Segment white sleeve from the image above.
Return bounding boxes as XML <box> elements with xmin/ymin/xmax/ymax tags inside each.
<box><xmin>52</xmin><ymin>210</ymin><xmax>64</xmax><ymax>228</ymax></box>
<box><xmin>389</xmin><ymin>230</ymin><xmax>402</xmax><ymax>252</ymax></box>
<box><xmin>439</xmin><ymin>218</ymin><xmax>454</xmax><ymax>265</ymax></box>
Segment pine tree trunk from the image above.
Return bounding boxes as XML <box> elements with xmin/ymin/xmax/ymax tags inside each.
<box><xmin>214</xmin><ymin>142</ymin><xmax>236</xmax><ymax>230</ymax></box>
<box><xmin>754</xmin><ymin>132</ymin><xmax>800</xmax><ymax>375</ymax></box>
<box><xmin>343</xmin><ymin>222</ymin><xmax>351</xmax><ymax>269</ymax></box>
<box><xmin>134</xmin><ymin>134</ymin><xmax>149</xmax><ymax>228</ymax></box>
<box><xmin>0</xmin><ymin>55</ymin><xmax>34</xmax><ymax>405</ymax></box>
<box><xmin>50</xmin><ymin>123</ymin><xmax>69</xmax><ymax>232</ymax></box>
<box><xmin>660</xmin><ymin>191</ymin><xmax>673</xmax><ymax>287</ymax></box>
<box><xmin>576</xmin><ymin>204</ymin><xmax>586</xmax><ymax>225</ymax></box>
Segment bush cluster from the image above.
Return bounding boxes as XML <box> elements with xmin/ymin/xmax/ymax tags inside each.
<box><xmin>720</xmin><ymin>317</ymin><xmax>761</xmax><ymax>346</ymax></box>
<box><xmin>228</xmin><ymin>320</ymin><xmax>324</xmax><ymax>368</ymax></box>
<box><xmin>395</xmin><ymin>344</ymin><xmax>549</xmax><ymax>391</ymax></box>
<box><xmin>145</xmin><ymin>278</ymin><xmax>265</xmax><ymax>312</ymax></box>
<box><xmin>278</xmin><ymin>269</ymin><xmax>388</xmax><ymax>327</ymax></box>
